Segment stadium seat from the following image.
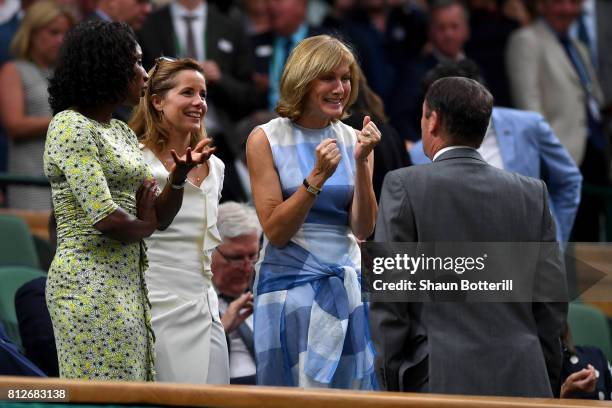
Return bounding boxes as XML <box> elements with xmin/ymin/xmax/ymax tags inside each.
<box><xmin>0</xmin><ymin>214</ymin><xmax>40</xmax><ymax>268</ymax></box>
<box><xmin>568</xmin><ymin>302</ymin><xmax>612</xmax><ymax>360</ymax></box>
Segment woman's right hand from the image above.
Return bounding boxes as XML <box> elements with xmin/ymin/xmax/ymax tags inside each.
<box><xmin>311</xmin><ymin>138</ymin><xmax>341</xmax><ymax>185</ymax></box>
<box><xmin>136</xmin><ymin>178</ymin><xmax>158</xmax><ymax>227</ymax></box>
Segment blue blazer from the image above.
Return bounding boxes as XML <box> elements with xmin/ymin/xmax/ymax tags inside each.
<box><xmin>410</xmin><ymin>107</ymin><xmax>582</xmax><ymax>244</ymax></box>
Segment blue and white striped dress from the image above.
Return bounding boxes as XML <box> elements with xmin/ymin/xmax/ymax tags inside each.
<box><xmin>253</xmin><ymin>117</ymin><xmax>378</xmax><ymax>389</ymax></box>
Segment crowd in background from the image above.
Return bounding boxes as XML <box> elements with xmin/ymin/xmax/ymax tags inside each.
<box><xmin>0</xmin><ymin>0</ymin><xmax>610</xmax><ymax>240</ymax></box>
<box><xmin>0</xmin><ymin>0</ymin><xmax>611</xmax><ymax>401</ymax></box>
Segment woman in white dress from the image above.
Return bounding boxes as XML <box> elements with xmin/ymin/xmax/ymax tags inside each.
<box><xmin>130</xmin><ymin>58</ymin><xmax>249</xmax><ymax>383</ymax></box>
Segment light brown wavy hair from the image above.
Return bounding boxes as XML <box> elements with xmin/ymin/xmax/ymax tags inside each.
<box><xmin>130</xmin><ymin>57</ymin><xmax>206</xmax><ymax>152</ymax></box>
<box><xmin>11</xmin><ymin>0</ymin><xmax>76</xmax><ymax>60</ymax></box>
<box><xmin>276</xmin><ymin>35</ymin><xmax>360</xmax><ymax>122</ymax></box>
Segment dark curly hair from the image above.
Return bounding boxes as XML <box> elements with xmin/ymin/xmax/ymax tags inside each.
<box><xmin>48</xmin><ymin>20</ymin><xmax>138</xmax><ymax>114</ymax></box>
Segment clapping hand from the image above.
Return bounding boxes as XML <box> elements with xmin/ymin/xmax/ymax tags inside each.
<box><xmin>355</xmin><ymin>116</ymin><xmax>381</xmax><ymax>162</ymax></box>
<box><xmin>169</xmin><ymin>138</ymin><xmax>216</xmax><ymax>183</ymax></box>
<box><xmin>313</xmin><ymin>138</ymin><xmax>341</xmax><ymax>181</ymax></box>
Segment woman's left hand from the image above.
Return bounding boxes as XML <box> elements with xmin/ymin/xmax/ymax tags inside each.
<box><xmin>355</xmin><ymin>116</ymin><xmax>381</xmax><ymax>162</ymax></box>
<box><xmin>169</xmin><ymin>138</ymin><xmax>216</xmax><ymax>183</ymax></box>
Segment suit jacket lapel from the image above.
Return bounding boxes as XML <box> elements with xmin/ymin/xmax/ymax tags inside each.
<box><xmin>160</xmin><ymin>7</ymin><xmax>178</xmax><ymax>57</ymax></box>
<box><xmin>205</xmin><ymin>5</ymin><xmax>220</xmax><ymax>61</ymax></box>
<box><xmin>534</xmin><ymin>20</ymin><xmax>581</xmax><ymax>89</ymax></box>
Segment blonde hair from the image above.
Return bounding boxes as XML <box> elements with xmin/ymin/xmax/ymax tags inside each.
<box><xmin>10</xmin><ymin>0</ymin><xmax>75</xmax><ymax>60</ymax></box>
<box><xmin>276</xmin><ymin>35</ymin><xmax>360</xmax><ymax>121</ymax></box>
<box><xmin>130</xmin><ymin>58</ymin><xmax>206</xmax><ymax>152</ymax></box>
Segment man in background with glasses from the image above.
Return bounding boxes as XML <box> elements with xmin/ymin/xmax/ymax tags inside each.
<box><xmin>212</xmin><ymin>201</ymin><xmax>262</xmax><ymax>385</ymax></box>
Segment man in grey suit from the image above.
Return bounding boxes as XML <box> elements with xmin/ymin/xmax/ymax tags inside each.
<box><xmin>371</xmin><ymin>77</ymin><xmax>567</xmax><ymax>397</ymax></box>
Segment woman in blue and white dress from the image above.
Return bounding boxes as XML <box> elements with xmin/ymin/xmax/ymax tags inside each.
<box><xmin>246</xmin><ymin>35</ymin><xmax>381</xmax><ymax>389</ymax></box>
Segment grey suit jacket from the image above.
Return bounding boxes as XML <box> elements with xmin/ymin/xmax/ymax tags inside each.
<box><xmin>371</xmin><ymin>148</ymin><xmax>567</xmax><ymax>397</ymax></box>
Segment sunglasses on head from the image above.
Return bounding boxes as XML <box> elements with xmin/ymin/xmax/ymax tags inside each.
<box><xmin>150</xmin><ymin>56</ymin><xmax>177</xmax><ymax>80</ymax></box>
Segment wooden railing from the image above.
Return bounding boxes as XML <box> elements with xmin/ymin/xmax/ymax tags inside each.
<box><xmin>0</xmin><ymin>376</ymin><xmax>609</xmax><ymax>408</ymax></box>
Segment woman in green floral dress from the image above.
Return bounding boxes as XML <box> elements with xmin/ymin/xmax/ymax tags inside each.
<box><xmin>43</xmin><ymin>20</ymin><xmax>214</xmax><ymax>381</ymax></box>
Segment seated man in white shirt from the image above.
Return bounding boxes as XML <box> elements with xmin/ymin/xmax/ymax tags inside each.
<box><xmin>212</xmin><ymin>201</ymin><xmax>262</xmax><ymax>385</ymax></box>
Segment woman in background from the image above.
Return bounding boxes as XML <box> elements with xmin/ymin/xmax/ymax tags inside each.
<box><xmin>247</xmin><ymin>35</ymin><xmax>380</xmax><ymax>389</ymax></box>
<box><xmin>131</xmin><ymin>57</ymin><xmax>250</xmax><ymax>384</ymax></box>
<box><xmin>0</xmin><ymin>0</ymin><xmax>74</xmax><ymax>209</ymax></box>
<box><xmin>44</xmin><ymin>21</ymin><xmax>212</xmax><ymax>380</ymax></box>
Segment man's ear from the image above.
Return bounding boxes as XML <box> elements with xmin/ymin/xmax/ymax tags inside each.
<box><xmin>428</xmin><ymin>110</ymin><xmax>439</xmax><ymax>137</ymax></box>
<box><xmin>151</xmin><ymin>94</ymin><xmax>163</xmax><ymax>112</ymax></box>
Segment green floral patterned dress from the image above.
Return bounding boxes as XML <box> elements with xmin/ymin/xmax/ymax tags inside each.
<box><xmin>44</xmin><ymin>110</ymin><xmax>155</xmax><ymax>380</ymax></box>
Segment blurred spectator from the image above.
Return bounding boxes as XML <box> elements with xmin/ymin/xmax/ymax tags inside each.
<box><xmin>570</xmin><ymin>0</ymin><xmax>612</xmax><ymax>137</ymax></box>
<box><xmin>86</xmin><ymin>0</ymin><xmax>152</xmax><ymax>30</ymax></box>
<box><xmin>306</xmin><ymin>0</ymin><xmax>330</xmax><ymax>26</ymax></box>
<box><xmin>208</xmin><ymin>0</ymin><xmax>241</xmax><ymax>15</ymax></box>
<box><xmin>502</xmin><ymin>0</ymin><xmax>533</xmax><ymax>25</ymax></box>
<box><xmin>340</xmin><ymin>0</ymin><xmax>427</xmax><ymax>108</ymax></box>
<box><xmin>388</xmin><ymin>0</ymin><xmax>468</xmax><ymax>142</ymax></box>
<box><xmin>250</xmin><ymin>0</ymin><xmax>322</xmax><ymax>110</ymax></box>
<box><xmin>138</xmin><ymin>0</ymin><xmax>258</xmax><ymax>202</ymax></box>
<box><xmin>560</xmin><ymin>323</ymin><xmax>612</xmax><ymax>400</ymax></box>
<box><xmin>506</xmin><ymin>0</ymin><xmax>607</xmax><ymax>241</ymax></box>
<box><xmin>384</xmin><ymin>1</ymin><xmax>428</xmax><ymax>60</ymax></box>
<box><xmin>410</xmin><ymin>59</ymin><xmax>582</xmax><ymax>245</ymax></box>
<box><xmin>321</xmin><ymin>0</ymin><xmax>355</xmax><ymax>31</ymax></box>
<box><xmin>0</xmin><ymin>0</ymin><xmax>75</xmax><ymax>210</ymax></box>
<box><xmin>426</xmin><ymin>0</ymin><xmax>469</xmax><ymax>61</ymax></box>
<box><xmin>464</xmin><ymin>0</ymin><xmax>520</xmax><ymax>107</ymax></box>
<box><xmin>342</xmin><ymin>67</ymin><xmax>411</xmax><ymax>201</ymax></box>
<box><xmin>0</xmin><ymin>0</ymin><xmax>20</xmax><ymax>66</ymax></box>
<box><xmin>212</xmin><ymin>201</ymin><xmax>261</xmax><ymax>385</ymax></box>
<box><xmin>240</xmin><ymin>0</ymin><xmax>271</xmax><ymax>35</ymax></box>
<box><xmin>0</xmin><ymin>0</ymin><xmax>21</xmax><ymax>180</ymax></box>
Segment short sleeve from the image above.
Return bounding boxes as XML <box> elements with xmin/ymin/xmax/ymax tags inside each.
<box><xmin>46</xmin><ymin>113</ymin><xmax>118</xmax><ymax>225</ymax></box>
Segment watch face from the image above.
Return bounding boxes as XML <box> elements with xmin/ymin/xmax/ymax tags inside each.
<box><xmin>307</xmin><ymin>185</ymin><xmax>320</xmax><ymax>196</ymax></box>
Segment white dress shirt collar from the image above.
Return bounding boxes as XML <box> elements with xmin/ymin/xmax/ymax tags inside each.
<box><xmin>170</xmin><ymin>1</ymin><xmax>207</xmax><ymax>61</ymax></box>
<box><xmin>433</xmin><ymin>145</ymin><xmax>476</xmax><ymax>162</ymax></box>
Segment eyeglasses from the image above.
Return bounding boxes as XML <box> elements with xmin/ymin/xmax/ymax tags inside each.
<box><xmin>216</xmin><ymin>247</ymin><xmax>259</xmax><ymax>267</ymax></box>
